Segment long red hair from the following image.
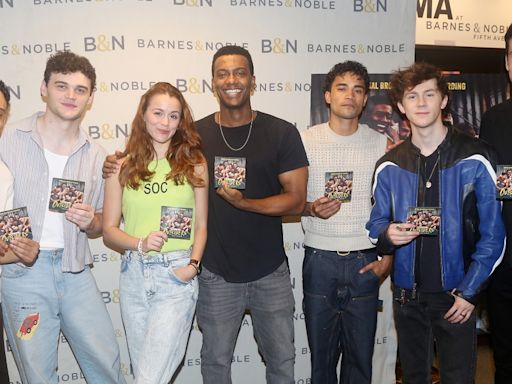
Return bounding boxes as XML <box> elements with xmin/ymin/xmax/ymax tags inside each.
<box><xmin>119</xmin><ymin>82</ymin><xmax>205</xmax><ymax>189</ymax></box>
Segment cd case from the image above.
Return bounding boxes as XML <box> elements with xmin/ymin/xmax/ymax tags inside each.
<box><xmin>324</xmin><ymin>171</ymin><xmax>353</xmax><ymax>202</ymax></box>
<box><xmin>406</xmin><ymin>207</ymin><xmax>441</xmax><ymax>236</ymax></box>
<box><xmin>160</xmin><ymin>206</ymin><xmax>193</xmax><ymax>240</ymax></box>
<box><xmin>48</xmin><ymin>178</ymin><xmax>85</xmax><ymax>212</ymax></box>
<box><xmin>0</xmin><ymin>207</ymin><xmax>33</xmax><ymax>244</ymax></box>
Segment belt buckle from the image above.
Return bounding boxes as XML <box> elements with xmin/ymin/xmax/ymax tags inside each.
<box><xmin>336</xmin><ymin>250</ymin><xmax>351</xmax><ymax>256</ymax></box>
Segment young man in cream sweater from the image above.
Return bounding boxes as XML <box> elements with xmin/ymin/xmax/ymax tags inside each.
<box><xmin>301</xmin><ymin>61</ymin><xmax>390</xmax><ymax>384</ymax></box>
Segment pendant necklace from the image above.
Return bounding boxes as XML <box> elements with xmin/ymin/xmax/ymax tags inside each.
<box><xmin>425</xmin><ymin>154</ymin><xmax>440</xmax><ymax>189</ymax></box>
<box><xmin>218</xmin><ymin>111</ymin><xmax>254</xmax><ymax>152</ymax></box>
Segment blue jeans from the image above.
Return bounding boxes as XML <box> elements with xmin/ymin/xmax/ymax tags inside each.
<box><xmin>120</xmin><ymin>250</ymin><xmax>198</xmax><ymax>383</ymax></box>
<box><xmin>1</xmin><ymin>249</ymin><xmax>125</xmax><ymax>384</ymax></box>
<box><xmin>393</xmin><ymin>288</ymin><xmax>476</xmax><ymax>384</ymax></box>
<box><xmin>302</xmin><ymin>247</ymin><xmax>379</xmax><ymax>384</ymax></box>
<box><xmin>197</xmin><ymin>261</ymin><xmax>295</xmax><ymax>384</ymax></box>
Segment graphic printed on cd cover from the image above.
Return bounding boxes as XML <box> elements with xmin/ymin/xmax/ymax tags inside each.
<box><xmin>160</xmin><ymin>206</ymin><xmax>193</xmax><ymax>240</ymax></box>
<box><xmin>496</xmin><ymin>165</ymin><xmax>512</xmax><ymax>200</ymax></box>
<box><xmin>0</xmin><ymin>207</ymin><xmax>33</xmax><ymax>244</ymax></box>
<box><xmin>324</xmin><ymin>171</ymin><xmax>353</xmax><ymax>202</ymax></box>
<box><xmin>48</xmin><ymin>178</ymin><xmax>85</xmax><ymax>212</ymax></box>
<box><xmin>406</xmin><ymin>207</ymin><xmax>441</xmax><ymax>236</ymax></box>
<box><xmin>214</xmin><ymin>156</ymin><xmax>246</xmax><ymax>190</ymax></box>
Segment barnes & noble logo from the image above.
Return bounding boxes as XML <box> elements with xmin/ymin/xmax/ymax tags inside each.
<box><xmin>173</xmin><ymin>0</ymin><xmax>213</xmax><ymax>6</ymax></box>
<box><xmin>353</xmin><ymin>0</ymin><xmax>387</xmax><ymax>12</ymax></box>
<box><xmin>89</xmin><ymin>123</ymin><xmax>129</xmax><ymax>140</ymax></box>
<box><xmin>261</xmin><ymin>38</ymin><xmax>297</xmax><ymax>54</ymax></box>
<box><xmin>0</xmin><ymin>0</ymin><xmax>13</xmax><ymax>8</ymax></box>
<box><xmin>84</xmin><ymin>35</ymin><xmax>125</xmax><ymax>52</ymax></box>
<box><xmin>7</xmin><ymin>85</ymin><xmax>21</xmax><ymax>101</ymax></box>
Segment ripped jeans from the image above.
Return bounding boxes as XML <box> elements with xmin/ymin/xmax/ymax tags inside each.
<box><xmin>120</xmin><ymin>249</ymin><xmax>198</xmax><ymax>384</ymax></box>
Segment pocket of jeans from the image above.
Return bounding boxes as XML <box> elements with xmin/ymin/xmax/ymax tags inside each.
<box><xmin>197</xmin><ymin>266</ymin><xmax>218</xmax><ymax>283</ymax></box>
<box><xmin>271</xmin><ymin>261</ymin><xmax>290</xmax><ymax>277</ymax></box>
<box><xmin>302</xmin><ymin>247</ymin><xmax>316</xmax><ymax>274</ymax></box>
<box><xmin>168</xmin><ymin>258</ymin><xmax>191</xmax><ymax>285</ymax></box>
<box><xmin>1</xmin><ymin>263</ymin><xmax>30</xmax><ymax>278</ymax></box>
<box><xmin>120</xmin><ymin>259</ymin><xmax>128</xmax><ymax>273</ymax></box>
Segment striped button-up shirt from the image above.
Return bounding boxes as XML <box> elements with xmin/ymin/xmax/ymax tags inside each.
<box><xmin>0</xmin><ymin>112</ymin><xmax>106</xmax><ymax>272</ymax></box>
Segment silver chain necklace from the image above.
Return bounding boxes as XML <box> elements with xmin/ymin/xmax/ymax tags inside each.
<box><xmin>218</xmin><ymin>111</ymin><xmax>254</xmax><ymax>152</ymax></box>
<box><xmin>425</xmin><ymin>153</ymin><xmax>440</xmax><ymax>189</ymax></box>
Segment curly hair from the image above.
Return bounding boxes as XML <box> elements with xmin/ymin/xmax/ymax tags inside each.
<box><xmin>44</xmin><ymin>51</ymin><xmax>96</xmax><ymax>94</ymax></box>
<box><xmin>323</xmin><ymin>61</ymin><xmax>370</xmax><ymax>94</ymax></box>
<box><xmin>389</xmin><ymin>62</ymin><xmax>448</xmax><ymax>106</ymax></box>
<box><xmin>119</xmin><ymin>82</ymin><xmax>205</xmax><ymax>189</ymax></box>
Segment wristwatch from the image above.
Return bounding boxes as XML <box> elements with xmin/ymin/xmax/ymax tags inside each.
<box><xmin>189</xmin><ymin>259</ymin><xmax>202</xmax><ymax>275</ymax></box>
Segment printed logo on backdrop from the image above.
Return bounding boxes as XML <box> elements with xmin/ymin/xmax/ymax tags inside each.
<box><xmin>32</xmin><ymin>0</ymin><xmax>124</xmax><ymax>6</ymax></box>
<box><xmin>172</xmin><ymin>0</ymin><xmax>213</xmax><ymax>6</ymax></box>
<box><xmin>229</xmin><ymin>0</ymin><xmax>335</xmax><ymax>10</ymax></box>
<box><xmin>101</xmin><ymin>289</ymin><xmax>120</xmax><ymax>304</ymax></box>
<box><xmin>259</xmin><ymin>38</ymin><xmax>405</xmax><ymax>55</ymax></box>
<box><xmin>183</xmin><ymin>354</ymin><xmax>251</xmax><ymax>368</ymax></box>
<box><xmin>353</xmin><ymin>0</ymin><xmax>387</xmax><ymax>12</ymax></box>
<box><xmin>92</xmin><ymin>251</ymin><xmax>122</xmax><ymax>263</ymax></box>
<box><xmin>137</xmin><ymin>38</ymin><xmax>249</xmax><ymax>52</ymax></box>
<box><xmin>84</xmin><ymin>35</ymin><xmax>125</xmax><ymax>52</ymax></box>
<box><xmin>416</xmin><ymin>0</ymin><xmax>508</xmax><ymax>46</ymax></box>
<box><xmin>261</xmin><ymin>38</ymin><xmax>298</xmax><ymax>54</ymax></box>
<box><xmin>0</xmin><ymin>0</ymin><xmax>14</xmax><ymax>8</ymax></box>
<box><xmin>88</xmin><ymin>123</ymin><xmax>130</xmax><ymax>140</ymax></box>
<box><xmin>256</xmin><ymin>81</ymin><xmax>310</xmax><ymax>93</ymax></box>
<box><xmin>306</xmin><ymin>41</ymin><xmax>405</xmax><ymax>55</ymax></box>
<box><xmin>0</xmin><ymin>41</ymin><xmax>71</xmax><ymax>56</ymax></box>
<box><xmin>6</xmin><ymin>85</ymin><xmax>21</xmax><ymax>101</ymax></box>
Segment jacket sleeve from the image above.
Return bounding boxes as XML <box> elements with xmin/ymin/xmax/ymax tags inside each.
<box><xmin>457</xmin><ymin>156</ymin><xmax>506</xmax><ymax>300</ymax></box>
<box><xmin>366</xmin><ymin>162</ymin><xmax>397</xmax><ymax>254</ymax></box>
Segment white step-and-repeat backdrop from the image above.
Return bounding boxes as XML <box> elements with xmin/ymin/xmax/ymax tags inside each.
<box><xmin>0</xmin><ymin>1</ymin><xmax>415</xmax><ymax>382</ymax></box>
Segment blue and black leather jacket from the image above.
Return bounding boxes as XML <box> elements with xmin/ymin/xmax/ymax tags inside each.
<box><xmin>366</xmin><ymin>128</ymin><xmax>506</xmax><ymax>303</ymax></box>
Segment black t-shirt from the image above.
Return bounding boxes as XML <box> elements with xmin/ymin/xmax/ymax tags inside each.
<box><xmin>415</xmin><ymin>151</ymin><xmax>443</xmax><ymax>292</ymax></box>
<box><xmin>196</xmin><ymin>112</ymin><xmax>309</xmax><ymax>282</ymax></box>
<box><xmin>480</xmin><ymin>99</ymin><xmax>512</xmax><ymax>266</ymax></box>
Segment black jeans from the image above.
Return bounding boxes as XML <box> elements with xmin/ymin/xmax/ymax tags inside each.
<box><xmin>393</xmin><ymin>288</ymin><xmax>476</xmax><ymax>384</ymax></box>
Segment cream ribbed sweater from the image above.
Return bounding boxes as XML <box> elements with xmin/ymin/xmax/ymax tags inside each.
<box><xmin>301</xmin><ymin>123</ymin><xmax>387</xmax><ymax>251</ymax></box>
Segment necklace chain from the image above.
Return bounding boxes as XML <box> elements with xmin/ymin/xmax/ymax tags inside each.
<box><xmin>218</xmin><ymin>111</ymin><xmax>254</xmax><ymax>152</ymax></box>
<box><xmin>425</xmin><ymin>153</ymin><xmax>440</xmax><ymax>189</ymax></box>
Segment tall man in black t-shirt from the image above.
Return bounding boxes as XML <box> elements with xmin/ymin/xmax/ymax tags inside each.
<box><xmin>195</xmin><ymin>46</ymin><xmax>308</xmax><ymax>384</ymax></box>
<box><xmin>479</xmin><ymin>22</ymin><xmax>512</xmax><ymax>384</ymax></box>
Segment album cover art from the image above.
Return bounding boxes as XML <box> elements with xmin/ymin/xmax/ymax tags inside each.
<box><xmin>214</xmin><ymin>156</ymin><xmax>246</xmax><ymax>190</ymax></box>
<box><xmin>0</xmin><ymin>207</ymin><xmax>33</xmax><ymax>244</ymax></box>
<box><xmin>324</xmin><ymin>171</ymin><xmax>353</xmax><ymax>202</ymax></box>
<box><xmin>406</xmin><ymin>207</ymin><xmax>441</xmax><ymax>236</ymax></box>
<box><xmin>160</xmin><ymin>206</ymin><xmax>193</xmax><ymax>240</ymax></box>
<box><xmin>48</xmin><ymin>178</ymin><xmax>85</xmax><ymax>212</ymax></box>
<box><xmin>496</xmin><ymin>165</ymin><xmax>512</xmax><ymax>200</ymax></box>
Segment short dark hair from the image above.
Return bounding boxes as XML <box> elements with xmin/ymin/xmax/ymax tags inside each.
<box><xmin>505</xmin><ymin>23</ymin><xmax>512</xmax><ymax>53</ymax></box>
<box><xmin>0</xmin><ymin>80</ymin><xmax>10</xmax><ymax>107</ymax></box>
<box><xmin>211</xmin><ymin>46</ymin><xmax>254</xmax><ymax>76</ymax></box>
<box><xmin>389</xmin><ymin>62</ymin><xmax>448</xmax><ymax>106</ymax></box>
<box><xmin>323</xmin><ymin>61</ymin><xmax>370</xmax><ymax>94</ymax></box>
<box><xmin>44</xmin><ymin>51</ymin><xmax>96</xmax><ymax>94</ymax></box>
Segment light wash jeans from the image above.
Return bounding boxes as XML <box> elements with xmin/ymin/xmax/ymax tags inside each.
<box><xmin>1</xmin><ymin>249</ymin><xmax>125</xmax><ymax>384</ymax></box>
<box><xmin>120</xmin><ymin>250</ymin><xmax>198</xmax><ymax>384</ymax></box>
<box><xmin>197</xmin><ymin>261</ymin><xmax>295</xmax><ymax>384</ymax></box>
